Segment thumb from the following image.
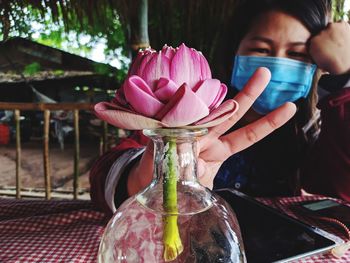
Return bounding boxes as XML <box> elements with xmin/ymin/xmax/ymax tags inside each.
<box><xmin>197</xmin><ymin>158</ymin><xmax>206</xmax><ymax>180</ymax></box>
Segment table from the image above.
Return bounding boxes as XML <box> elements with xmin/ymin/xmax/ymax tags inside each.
<box><xmin>0</xmin><ymin>195</ymin><xmax>349</xmax><ymax>263</ymax></box>
<box><xmin>0</xmin><ymin>198</ymin><xmax>106</xmax><ymax>263</ymax></box>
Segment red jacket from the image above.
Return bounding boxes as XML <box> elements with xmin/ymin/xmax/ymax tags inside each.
<box><xmin>302</xmin><ymin>88</ymin><xmax>350</xmax><ymax>201</ymax></box>
<box><xmin>89</xmin><ymin>132</ymin><xmax>147</xmax><ymax>215</ymax></box>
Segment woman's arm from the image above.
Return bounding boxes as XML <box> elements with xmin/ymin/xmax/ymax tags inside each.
<box><xmin>301</xmin><ymin>22</ymin><xmax>350</xmax><ymax>201</ymax></box>
<box><xmin>127</xmin><ymin>141</ymin><xmax>154</xmax><ymax>196</ymax></box>
<box><xmin>301</xmin><ymin>86</ymin><xmax>350</xmax><ymax>201</ymax></box>
<box><xmin>89</xmin><ymin>132</ymin><xmax>148</xmax><ymax>215</ymax></box>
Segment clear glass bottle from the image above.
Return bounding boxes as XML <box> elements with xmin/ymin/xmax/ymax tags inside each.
<box><xmin>98</xmin><ymin>128</ymin><xmax>246</xmax><ymax>263</ymax></box>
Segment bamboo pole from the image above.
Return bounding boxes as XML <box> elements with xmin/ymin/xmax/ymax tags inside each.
<box><xmin>14</xmin><ymin>110</ymin><xmax>21</xmax><ymax>199</ymax></box>
<box><xmin>73</xmin><ymin>109</ymin><xmax>80</xmax><ymax>199</ymax></box>
<box><xmin>130</xmin><ymin>0</ymin><xmax>150</xmax><ymax>57</ymax></box>
<box><xmin>43</xmin><ymin>110</ymin><xmax>51</xmax><ymax>200</ymax></box>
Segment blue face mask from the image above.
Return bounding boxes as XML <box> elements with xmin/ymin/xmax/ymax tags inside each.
<box><xmin>231</xmin><ymin>55</ymin><xmax>317</xmax><ymax>115</ymax></box>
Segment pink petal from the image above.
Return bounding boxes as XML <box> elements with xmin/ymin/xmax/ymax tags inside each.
<box><xmin>95</xmin><ymin>101</ymin><xmax>135</xmax><ymax>113</ymax></box>
<box><xmin>128</xmin><ymin>51</ymin><xmax>144</xmax><ymax>76</ymax></box>
<box><xmin>188</xmin><ymin>47</ymin><xmax>203</xmax><ymax>87</ymax></box>
<box><xmin>156</xmin><ymin>84</ymin><xmax>209</xmax><ymax>127</ymax></box>
<box><xmin>154</xmin><ymin>78</ymin><xmax>178</xmax><ymax>103</ymax></box>
<box><xmin>124</xmin><ymin>76</ymin><xmax>164</xmax><ymax>117</ymax></box>
<box><xmin>194</xmin><ymin>79</ymin><xmax>221</xmax><ymax>108</ymax></box>
<box><xmin>94</xmin><ymin>102</ymin><xmax>167</xmax><ymax>130</ymax></box>
<box><xmin>208</xmin><ymin>83</ymin><xmax>228</xmax><ymax>110</ymax></box>
<box><xmin>162</xmin><ymin>45</ymin><xmax>176</xmax><ymax>60</ymax></box>
<box><xmin>131</xmin><ymin>49</ymin><xmax>155</xmax><ymax>78</ymax></box>
<box><xmin>194</xmin><ymin>99</ymin><xmax>239</xmax><ymax>127</ymax></box>
<box><xmin>170</xmin><ymin>43</ymin><xmax>201</xmax><ymax>90</ymax></box>
<box><xmin>140</xmin><ymin>51</ymin><xmax>171</xmax><ymax>90</ymax></box>
<box><xmin>137</xmin><ymin>50</ymin><xmax>157</xmax><ymax>80</ymax></box>
<box><xmin>199</xmin><ymin>53</ymin><xmax>212</xmax><ymax>79</ymax></box>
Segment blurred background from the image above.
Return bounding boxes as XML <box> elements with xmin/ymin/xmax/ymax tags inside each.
<box><xmin>0</xmin><ymin>0</ymin><xmax>349</xmax><ymax>199</ymax></box>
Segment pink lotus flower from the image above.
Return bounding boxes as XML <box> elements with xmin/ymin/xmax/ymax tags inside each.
<box><xmin>94</xmin><ymin>43</ymin><xmax>238</xmax><ymax>129</ymax></box>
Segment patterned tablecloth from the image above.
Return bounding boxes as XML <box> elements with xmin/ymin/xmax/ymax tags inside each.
<box><xmin>0</xmin><ymin>195</ymin><xmax>349</xmax><ymax>263</ymax></box>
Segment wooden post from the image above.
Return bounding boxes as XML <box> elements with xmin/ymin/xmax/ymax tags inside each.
<box><xmin>0</xmin><ymin>103</ymin><xmax>94</xmax><ymax>200</ymax></box>
<box><xmin>43</xmin><ymin>110</ymin><xmax>51</xmax><ymax>200</ymax></box>
<box><xmin>114</xmin><ymin>128</ymin><xmax>120</xmax><ymax>146</ymax></box>
<box><xmin>14</xmin><ymin>110</ymin><xmax>21</xmax><ymax>199</ymax></box>
<box><xmin>73</xmin><ymin>109</ymin><xmax>80</xmax><ymax>199</ymax></box>
<box><xmin>99</xmin><ymin>137</ymin><xmax>103</xmax><ymax>156</ymax></box>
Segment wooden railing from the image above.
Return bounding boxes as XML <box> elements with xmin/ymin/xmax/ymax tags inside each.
<box><xmin>0</xmin><ymin>102</ymin><xmax>108</xmax><ymax>200</ymax></box>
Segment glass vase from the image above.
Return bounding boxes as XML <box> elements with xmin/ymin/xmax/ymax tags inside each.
<box><xmin>98</xmin><ymin>128</ymin><xmax>246</xmax><ymax>262</ymax></box>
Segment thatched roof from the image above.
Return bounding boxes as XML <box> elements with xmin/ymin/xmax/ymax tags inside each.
<box><xmin>0</xmin><ymin>37</ymin><xmax>118</xmax><ymax>72</ymax></box>
<box><xmin>0</xmin><ymin>37</ymin><xmax>119</xmax><ymax>93</ymax></box>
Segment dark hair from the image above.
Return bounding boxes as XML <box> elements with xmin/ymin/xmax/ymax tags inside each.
<box><xmin>233</xmin><ymin>0</ymin><xmax>332</xmax><ymax>52</ymax></box>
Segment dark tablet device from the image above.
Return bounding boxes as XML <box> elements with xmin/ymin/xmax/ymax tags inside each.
<box><xmin>215</xmin><ymin>189</ymin><xmax>338</xmax><ymax>263</ymax></box>
<box><xmin>294</xmin><ymin>199</ymin><xmax>350</xmax><ymax>228</ymax></box>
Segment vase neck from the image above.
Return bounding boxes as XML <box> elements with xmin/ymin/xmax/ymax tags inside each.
<box><xmin>143</xmin><ymin>128</ymin><xmax>208</xmax><ymax>184</ymax></box>
<box><xmin>138</xmin><ymin>128</ymin><xmax>213</xmax><ymax>215</ymax></box>
<box><xmin>152</xmin><ymin>133</ymin><xmax>200</xmax><ymax>184</ymax></box>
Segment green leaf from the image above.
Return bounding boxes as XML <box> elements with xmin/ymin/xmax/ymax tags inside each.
<box><xmin>53</xmin><ymin>70</ymin><xmax>64</xmax><ymax>76</ymax></box>
<box><xmin>93</xmin><ymin>64</ymin><xmax>111</xmax><ymax>75</ymax></box>
<box><xmin>23</xmin><ymin>62</ymin><xmax>41</xmax><ymax>76</ymax></box>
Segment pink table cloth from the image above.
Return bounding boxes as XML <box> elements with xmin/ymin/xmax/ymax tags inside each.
<box><xmin>0</xmin><ymin>195</ymin><xmax>349</xmax><ymax>263</ymax></box>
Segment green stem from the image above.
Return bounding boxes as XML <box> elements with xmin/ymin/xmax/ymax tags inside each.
<box><xmin>163</xmin><ymin>139</ymin><xmax>183</xmax><ymax>261</ymax></box>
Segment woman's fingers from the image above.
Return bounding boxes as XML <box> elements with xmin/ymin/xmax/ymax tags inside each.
<box><xmin>220</xmin><ymin>102</ymin><xmax>297</xmax><ymax>156</ymax></box>
<box><xmin>208</xmin><ymin>67</ymin><xmax>271</xmax><ymax>138</ymax></box>
<box><xmin>233</xmin><ymin>67</ymin><xmax>271</xmax><ymax>117</ymax></box>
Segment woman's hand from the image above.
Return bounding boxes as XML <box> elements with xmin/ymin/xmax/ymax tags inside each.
<box><xmin>127</xmin><ymin>68</ymin><xmax>297</xmax><ymax>193</ymax></box>
<box><xmin>309</xmin><ymin>21</ymin><xmax>350</xmax><ymax>75</ymax></box>
<box><xmin>197</xmin><ymin>68</ymin><xmax>296</xmax><ymax>188</ymax></box>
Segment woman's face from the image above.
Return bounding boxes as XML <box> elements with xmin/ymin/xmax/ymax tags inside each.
<box><xmin>237</xmin><ymin>10</ymin><xmax>312</xmax><ymax>63</ymax></box>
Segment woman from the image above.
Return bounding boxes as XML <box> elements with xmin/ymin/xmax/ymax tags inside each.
<box><xmin>90</xmin><ymin>0</ymin><xmax>350</xmax><ymax>214</ymax></box>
